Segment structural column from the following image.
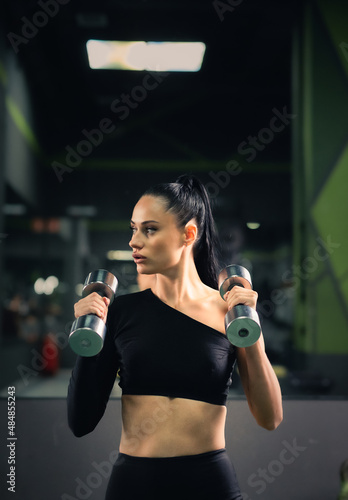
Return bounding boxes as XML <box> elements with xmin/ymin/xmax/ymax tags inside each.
<box><xmin>0</xmin><ymin>24</ymin><xmax>7</xmax><ymax>342</ymax></box>
<box><xmin>292</xmin><ymin>0</ymin><xmax>348</xmax><ymax>388</ymax></box>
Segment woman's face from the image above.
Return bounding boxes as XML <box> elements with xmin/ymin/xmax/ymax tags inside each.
<box><xmin>129</xmin><ymin>195</ymin><xmax>185</xmax><ymax>275</ymax></box>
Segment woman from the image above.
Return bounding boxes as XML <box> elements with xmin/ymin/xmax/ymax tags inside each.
<box><xmin>67</xmin><ymin>174</ymin><xmax>283</xmax><ymax>500</ymax></box>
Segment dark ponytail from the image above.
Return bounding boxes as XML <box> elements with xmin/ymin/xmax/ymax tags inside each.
<box><xmin>142</xmin><ymin>174</ymin><xmax>221</xmax><ymax>289</ymax></box>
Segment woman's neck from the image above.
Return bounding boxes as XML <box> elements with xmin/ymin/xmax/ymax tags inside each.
<box><xmin>152</xmin><ymin>253</ymin><xmax>209</xmax><ymax>308</ymax></box>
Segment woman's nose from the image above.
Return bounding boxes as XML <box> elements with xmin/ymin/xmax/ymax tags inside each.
<box><xmin>129</xmin><ymin>233</ymin><xmax>142</xmax><ymax>249</ymax></box>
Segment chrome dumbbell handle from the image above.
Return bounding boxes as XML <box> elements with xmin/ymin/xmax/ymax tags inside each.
<box><xmin>82</xmin><ymin>270</ymin><xmax>118</xmax><ymax>303</ymax></box>
<box><xmin>218</xmin><ymin>265</ymin><xmax>261</xmax><ymax>347</ymax></box>
<box><xmin>219</xmin><ymin>265</ymin><xmax>252</xmax><ymax>297</ymax></box>
<box><xmin>69</xmin><ymin>270</ymin><xmax>118</xmax><ymax>357</ymax></box>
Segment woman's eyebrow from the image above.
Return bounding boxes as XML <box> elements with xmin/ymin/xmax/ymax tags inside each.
<box><xmin>130</xmin><ymin>220</ymin><xmax>160</xmax><ymax>225</ymax></box>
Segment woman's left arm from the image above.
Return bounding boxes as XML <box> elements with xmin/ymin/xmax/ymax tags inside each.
<box><xmin>225</xmin><ymin>287</ymin><xmax>283</xmax><ymax>430</ymax></box>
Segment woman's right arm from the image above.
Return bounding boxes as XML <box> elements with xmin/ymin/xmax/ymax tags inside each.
<box><xmin>67</xmin><ymin>293</ymin><xmax>120</xmax><ymax>437</ymax></box>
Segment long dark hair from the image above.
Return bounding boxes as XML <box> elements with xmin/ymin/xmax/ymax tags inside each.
<box><xmin>142</xmin><ymin>174</ymin><xmax>221</xmax><ymax>289</ymax></box>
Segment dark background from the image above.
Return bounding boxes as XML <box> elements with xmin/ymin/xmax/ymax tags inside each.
<box><xmin>1</xmin><ymin>1</ymin><xmax>348</xmax><ymax>499</ymax></box>
<box><xmin>0</xmin><ymin>0</ymin><xmax>347</xmax><ymax>405</ymax></box>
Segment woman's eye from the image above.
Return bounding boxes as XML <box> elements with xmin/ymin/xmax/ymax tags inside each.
<box><xmin>129</xmin><ymin>226</ymin><xmax>156</xmax><ymax>235</ymax></box>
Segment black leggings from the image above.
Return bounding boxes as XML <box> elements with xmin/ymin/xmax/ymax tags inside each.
<box><xmin>105</xmin><ymin>448</ymin><xmax>243</xmax><ymax>500</ymax></box>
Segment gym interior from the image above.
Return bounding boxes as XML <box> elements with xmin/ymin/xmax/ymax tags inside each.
<box><xmin>1</xmin><ymin>1</ymin><xmax>348</xmax><ymax>498</ymax></box>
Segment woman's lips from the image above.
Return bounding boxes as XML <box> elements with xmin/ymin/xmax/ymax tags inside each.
<box><xmin>132</xmin><ymin>253</ymin><xmax>146</xmax><ymax>263</ymax></box>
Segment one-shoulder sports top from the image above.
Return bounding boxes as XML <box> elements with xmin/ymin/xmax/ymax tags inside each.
<box><xmin>67</xmin><ymin>289</ymin><xmax>237</xmax><ymax>436</ymax></box>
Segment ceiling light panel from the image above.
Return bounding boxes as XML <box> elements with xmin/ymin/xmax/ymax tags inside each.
<box><xmin>86</xmin><ymin>40</ymin><xmax>206</xmax><ymax>72</ymax></box>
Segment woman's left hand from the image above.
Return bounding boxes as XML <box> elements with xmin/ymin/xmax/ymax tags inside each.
<box><xmin>224</xmin><ymin>286</ymin><xmax>258</xmax><ymax>311</ymax></box>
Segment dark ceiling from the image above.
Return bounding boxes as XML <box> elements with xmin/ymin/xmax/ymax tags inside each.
<box><xmin>2</xmin><ymin>0</ymin><xmax>299</xmax><ymax>253</ymax></box>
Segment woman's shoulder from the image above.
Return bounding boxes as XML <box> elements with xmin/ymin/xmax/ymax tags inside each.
<box><xmin>106</xmin><ymin>288</ymin><xmax>152</xmax><ymax>330</ymax></box>
<box><xmin>112</xmin><ymin>288</ymin><xmax>151</xmax><ymax>308</ymax></box>
<box><xmin>198</xmin><ymin>286</ymin><xmax>228</xmax><ymax>326</ymax></box>
<box><xmin>204</xmin><ymin>285</ymin><xmax>227</xmax><ymax>310</ymax></box>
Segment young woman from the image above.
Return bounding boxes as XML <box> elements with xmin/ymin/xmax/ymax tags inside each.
<box><xmin>67</xmin><ymin>174</ymin><xmax>283</xmax><ymax>500</ymax></box>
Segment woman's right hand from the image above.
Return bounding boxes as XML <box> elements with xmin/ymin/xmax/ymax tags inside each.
<box><xmin>74</xmin><ymin>292</ymin><xmax>110</xmax><ymax>322</ymax></box>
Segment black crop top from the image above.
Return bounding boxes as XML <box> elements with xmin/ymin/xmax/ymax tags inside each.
<box><xmin>67</xmin><ymin>289</ymin><xmax>237</xmax><ymax>436</ymax></box>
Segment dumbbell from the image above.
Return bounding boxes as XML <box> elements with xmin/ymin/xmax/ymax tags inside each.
<box><xmin>69</xmin><ymin>269</ymin><xmax>118</xmax><ymax>357</ymax></box>
<box><xmin>218</xmin><ymin>265</ymin><xmax>261</xmax><ymax>347</ymax></box>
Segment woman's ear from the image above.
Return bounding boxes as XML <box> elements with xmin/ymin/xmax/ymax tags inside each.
<box><xmin>184</xmin><ymin>221</ymin><xmax>198</xmax><ymax>247</ymax></box>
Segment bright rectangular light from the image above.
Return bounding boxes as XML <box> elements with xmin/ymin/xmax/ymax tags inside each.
<box><xmin>107</xmin><ymin>250</ymin><xmax>134</xmax><ymax>261</ymax></box>
<box><xmin>86</xmin><ymin>40</ymin><xmax>206</xmax><ymax>72</ymax></box>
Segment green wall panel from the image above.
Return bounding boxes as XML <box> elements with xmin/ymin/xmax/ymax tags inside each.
<box><xmin>313</xmin><ymin>273</ymin><xmax>348</xmax><ymax>354</ymax></box>
<box><xmin>293</xmin><ymin>1</ymin><xmax>348</xmax><ymax>354</ymax></box>
<box><xmin>311</xmin><ymin>142</ymin><xmax>348</xmax><ymax>307</ymax></box>
<box><xmin>318</xmin><ymin>0</ymin><xmax>348</xmax><ymax>81</ymax></box>
<box><xmin>342</xmin><ymin>276</ymin><xmax>348</xmax><ymax>312</ymax></box>
<box><xmin>310</xmin><ymin>5</ymin><xmax>348</xmax><ymax>196</ymax></box>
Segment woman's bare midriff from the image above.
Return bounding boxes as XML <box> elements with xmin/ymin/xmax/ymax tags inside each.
<box><xmin>119</xmin><ymin>394</ymin><xmax>227</xmax><ymax>457</ymax></box>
